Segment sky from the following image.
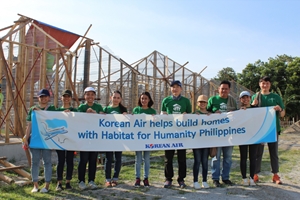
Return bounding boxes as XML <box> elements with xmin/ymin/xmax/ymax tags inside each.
<box><xmin>1</xmin><ymin>0</ymin><xmax>299</xmax><ymax>79</ymax></box>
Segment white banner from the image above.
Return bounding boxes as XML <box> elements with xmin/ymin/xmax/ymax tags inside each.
<box><xmin>30</xmin><ymin>107</ymin><xmax>277</xmax><ymax>151</ymax></box>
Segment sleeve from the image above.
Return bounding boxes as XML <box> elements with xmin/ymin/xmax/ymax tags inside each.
<box><xmin>132</xmin><ymin>107</ymin><xmax>138</xmax><ymax>114</ymax></box>
<box><xmin>277</xmin><ymin>95</ymin><xmax>285</xmax><ymax>109</ymax></box>
<box><xmin>186</xmin><ymin>98</ymin><xmax>192</xmax><ymax>113</ymax></box>
<box><xmin>161</xmin><ymin>98</ymin><xmax>166</xmax><ymax>112</ymax></box>
<box><xmin>207</xmin><ymin>97</ymin><xmax>213</xmax><ymax>112</ymax></box>
<box><xmin>26</xmin><ymin>107</ymin><xmax>33</xmax><ymax>121</ymax></box>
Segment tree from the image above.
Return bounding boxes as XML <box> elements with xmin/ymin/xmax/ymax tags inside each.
<box><xmin>214</xmin><ymin>67</ymin><xmax>237</xmax><ymax>81</ymax></box>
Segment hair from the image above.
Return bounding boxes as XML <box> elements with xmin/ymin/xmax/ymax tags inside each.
<box><xmin>112</xmin><ymin>90</ymin><xmax>127</xmax><ymax>113</ymax></box>
<box><xmin>138</xmin><ymin>92</ymin><xmax>154</xmax><ymax>108</ymax></box>
<box><xmin>259</xmin><ymin>76</ymin><xmax>271</xmax><ymax>83</ymax></box>
<box><xmin>220</xmin><ymin>80</ymin><xmax>231</xmax><ymax>88</ymax></box>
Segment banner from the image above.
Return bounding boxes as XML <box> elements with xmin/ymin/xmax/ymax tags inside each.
<box><xmin>30</xmin><ymin>107</ymin><xmax>277</xmax><ymax>151</ymax></box>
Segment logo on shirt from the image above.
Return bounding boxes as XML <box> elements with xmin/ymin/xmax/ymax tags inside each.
<box><xmin>172</xmin><ymin>104</ymin><xmax>181</xmax><ymax>114</ymax></box>
<box><xmin>219</xmin><ymin>103</ymin><xmax>227</xmax><ymax>112</ymax></box>
<box><xmin>110</xmin><ymin>111</ymin><xmax>119</xmax><ymax>114</ymax></box>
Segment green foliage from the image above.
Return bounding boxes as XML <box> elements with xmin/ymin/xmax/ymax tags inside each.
<box><xmin>236</xmin><ymin>54</ymin><xmax>300</xmax><ymax>119</ymax></box>
<box><xmin>214</xmin><ymin>67</ymin><xmax>237</xmax><ymax>81</ymax></box>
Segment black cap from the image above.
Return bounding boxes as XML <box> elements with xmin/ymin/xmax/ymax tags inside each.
<box><xmin>170</xmin><ymin>80</ymin><xmax>182</xmax><ymax>87</ymax></box>
<box><xmin>37</xmin><ymin>89</ymin><xmax>50</xmax><ymax>97</ymax></box>
<box><xmin>62</xmin><ymin>89</ymin><xmax>72</xmax><ymax>97</ymax></box>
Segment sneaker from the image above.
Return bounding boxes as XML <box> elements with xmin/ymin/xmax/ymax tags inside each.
<box><xmin>111</xmin><ymin>180</ymin><xmax>118</xmax><ymax>187</ymax></box>
<box><xmin>31</xmin><ymin>187</ymin><xmax>39</xmax><ymax>193</ymax></box>
<box><xmin>213</xmin><ymin>180</ymin><xmax>221</xmax><ymax>187</ymax></box>
<box><xmin>272</xmin><ymin>174</ymin><xmax>282</xmax><ymax>184</ymax></box>
<box><xmin>105</xmin><ymin>181</ymin><xmax>112</xmax><ymax>187</ymax></box>
<box><xmin>253</xmin><ymin>174</ymin><xmax>259</xmax><ymax>183</ymax></box>
<box><xmin>222</xmin><ymin>180</ymin><xmax>233</xmax><ymax>186</ymax></box>
<box><xmin>194</xmin><ymin>182</ymin><xmax>201</xmax><ymax>189</ymax></box>
<box><xmin>88</xmin><ymin>181</ymin><xmax>98</xmax><ymax>189</ymax></box>
<box><xmin>249</xmin><ymin>177</ymin><xmax>256</xmax><ymax>186</ymax></box>
<box><xmin>40</xmin><ymin>188</ymin><xmax>49</xmax><ymax>193</ymax></box>
<box><xmin>66</xmin><ymin>182</ymin><xmax>72</xmax><ymax>190</ymax></box>
<box><xmin>143</xmin><ymin>179</ymin><xmax>150</xmax><ymax>187</ymax></box>
<box><xmin>242</xmin><ymin>178</ymin><xmax>249</xmax><ymax>186</ymax></box>
<box><xmin>78</xmin><ymin>181</ymin><xmax>87</xmax><ymax>190</ymax></box>
<box><xmin>202</xmin><ymin>182</ymin><xmax>210</xmax><ymax>189</ymax></box>
<box><xmin>164</xmin><ymin>180</ymin><xmax>172</xmax><ymax>188</ymax></box>
<box><xmin>135</xmin><ymin>178</ymin><xmax>141</xmax><ymax>187</ymax></box>
<box><xmin>178</xmin><ymin>181</ymin><xmax>186</xmax><ymax>188</ymax></box>
<box><xmin>56</xmin><ymin>183</ymin><xmax>64</xmax><ymax>191</ymax></box>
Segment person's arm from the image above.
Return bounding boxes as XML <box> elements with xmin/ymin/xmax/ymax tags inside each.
<box><xmin>23</xmin><ymin>122</ymin><xmax>31</xmax><ymax>148</ymax></box>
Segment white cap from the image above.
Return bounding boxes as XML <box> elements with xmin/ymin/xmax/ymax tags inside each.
<box><xmin>84</xmin><ymin>87</ymin><xmax>96</xmax><ymax>93</ymax></box>
<box><xmin>239</xmin><ymin>91</ymin><xmax>251</xmax><ymax>98</ymax></box>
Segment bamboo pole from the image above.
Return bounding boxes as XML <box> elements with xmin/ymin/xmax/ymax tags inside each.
<box><xmin>0</xmin><ymin>159</ymin><xmax>31</xmax><ymax>179</ymax></box>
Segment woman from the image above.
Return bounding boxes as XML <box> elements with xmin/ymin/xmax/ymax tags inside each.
<box><xmin>104</xmin><ymin>90</ymin><xmax>127</xmax><ymax>187</ymax></box>
<box><xmin>132</xmin><ymin>92</ymin><xmax>156</xmax><ymax>187</ymax></box>
<box><xmin>23</xmin><ymin>89</ymin><xmax>56</xmax><ymax>193</ymax></box>
<box><xmin>55</xmin><ymin>89</ymin><xmax>77</xmax><ymax>191</ymax></box>
<box><xmin>77</xmin><ymin>87</ymin><xmax>104</xmax><ymax>190</ymax></box>
<box><xmin>193</xmin><ymin>95</ymin><xmax>210</xmax><ymax>189</ymax></box>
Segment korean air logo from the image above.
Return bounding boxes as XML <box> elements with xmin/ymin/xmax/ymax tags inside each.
<box><xmin>145</xmin><ymin>143</ymin><xmax>183</xmax><ymax>149</ymax></box>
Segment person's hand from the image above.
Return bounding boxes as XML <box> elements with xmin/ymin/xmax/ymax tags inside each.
<box><xmin>251</xmin><ymin>99</ymin><xmax>258</xmax><ymax>106</ymax></box>
<box><xmin>240</xmin><ymin>106</ymin><xmax>247</xmax><ymax>110</ymax></box>
<box><xmin>215</xmin><ymin>110</ymin><xmax>222</xmax><ymax>114</ymax></box>
<box><xmin>63</xmin><ymin>109</ymin><xmax>71</xmax><ymax>112</ymax></box>
<box><xmin>22</xmin><ymin>137</ymin><xmax>29</xmax><ymax>150</ymax></box>
<box><xmin>33</xmin><ymin>106</ymin><xmax>41</xmax><ymax>111</ymax></box>
<box><xmin>274</xmin><ymin>105</ymin><xmax>283</xmax><ymax>112</ymax></box>
<box><xmin>86</xmin><ymin>108</ymin><xmax>96</xmax><ymax>113</ymax></box>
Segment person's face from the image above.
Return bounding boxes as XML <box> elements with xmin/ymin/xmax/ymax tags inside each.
<box><xmin>218</xmin><ymin>84</ymin><xmax>230</xmax><ymax>98</ymax></box>
<box><xmin>38</xmin><ymin>95</ymin><xmax>50</xmax><ymax>104</ymax></box>
<box><xmin>61</xmin><ymin>94</ymin><xmax>71</xmax><ymax>104</ymax></box>
<box><xmin>170</xmin><ymin>84</ymin><xmax>182</xmax><ymax>96</ymax></box>
<box><xmin>84</xmin><ymin>91</ymin><xmax>95</xmax><ymax>104</ymax></box>
<box><xmin>140</xmin><ymin>94</ymin><xmax>150</xmax><ymax>107</ymax></box>
<box><xmin>259</xmin><ymin>80</ymin><xmax>271</xmax><ymax>92</ymax></box>
<box><xmin>197</xmin><ymin>101</ymin><xmax>207</xmax><ymax>109</ymax></box>
<box><xmin>240</xmin><ymin>95</ymin><xmax>250</xmax><ymax>105</ymax></box>
<box><xmin>112</xmin><ymin>93</ymin><xmax>121</xmax><ymax>106</ymax></box>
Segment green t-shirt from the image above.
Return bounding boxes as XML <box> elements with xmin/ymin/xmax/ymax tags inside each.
<box><xmin>194</xmin><ymin>110</ymin><xmax>209</xmax><ymax>115</ymax></box>
<box><xmin>207</xmin><ymin>95</ymin><xmax>230</xmax><ymax>113</ymax></box>
<box><xmin>251</xmin><ymin>92</ymin><xmax>285</xmax><ymax>131</ymax></box>
<box><xmin>161</xmin><ymin>96</ymin><xmax>192</xmax><ymax>114</ymax></box>
<box><xmin>104</xmin><ymin>105</ymin><xmax>127</xmax><ymax>114</ymax></box>
<box><xmin>56</xmin><ymin>106</ymin><xmax>78</xmax><ymax>112</ymax></box>
<box><xmin>26</xmin><ymin>105</ymin><xmax>56</xmax><ymax>122</ymax></box>
<box><xmin>77</xmin><ymin>103</ymin><xmax>103</xmax><ymax>113</ymax></box>
<box><xmin>0</xmin><ymin>93</ymin><xmax>4</xmax><ymax>110</ymax></box>
<box><xmin>132</xmin><ymin>106</ymin><xmax>157</xmax><ymax>114</ymax></box>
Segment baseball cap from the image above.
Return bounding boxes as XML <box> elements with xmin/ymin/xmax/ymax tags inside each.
<box><xmin>197</xmin><ymin>95</ymin><xmax>208</xmax><ymax>102</ymax></box>
<box><xmin>170</xmin><ymin>80</ymin><xmax>182</xmax><ymax>87</ymax></box>
<box><xmin>62</xmin><ymin>89</ymin><xmax>72</xmax><ymax>97</ymax></box>
<box><xmin>84</xmin><ymin>87</ymin><xmax>96</xmax><ymax>94</ymax></box>
<box><xmin>239</xmin><ymin>91</ymin><xmax>251</xmax><ymax>98</ymax></box>
<box><xmin>37</xmin><ymin>89</ymin><xmax>50</xmax><ymax>97</ymax></box>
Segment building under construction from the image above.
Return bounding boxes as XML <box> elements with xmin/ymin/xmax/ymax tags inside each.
<box><xmin>0</xmin><ymin>14</ymin><xmax>250</xmax><ymax>144</ymax></box>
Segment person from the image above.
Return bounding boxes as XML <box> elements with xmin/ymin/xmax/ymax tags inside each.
<box><xmin>251</xmin><ymin>76</ymin><xmax>285</xmax><ymax>184</ymax></box>
<box><xmin>132</xmin><ymin>92</ymin><xmax>156</xmax><ymax>187</ymax></box>
<box><xmin>77</xmin><ymin>86</ymin><xmax>104</xmax><ymax>190</ymax></box>
<box><xmin>207</xmin><ymin>80</ymin><xmax>237</xmax><ymax>187</ymax></box>
<box><xmin>238</xmin><ymin>91</ymin><xmax>259</xmax><ymax>186</ymax></box>
<box><xmin>23</xmin><ymin>89</ymin><xmax>56</xmax><ymax>193</ymax></box>
<box><xmin>161</xmin><ymin>80</ymin><xmax>192</xmax><ymax>188</ymax></box>
<box><xmin>104</xmin><ymin>90</ymin><xmax>127</xmax><ymax>187</ymax></box>
<box><xmin>193</xmin><ymin>95</ymin><xmax>210</xmax><ymax>189</ymax></box>
<box><xmin>55</xmin><ymin>89</ymin><xmax>77</xmax><ymax>191</ymax></box>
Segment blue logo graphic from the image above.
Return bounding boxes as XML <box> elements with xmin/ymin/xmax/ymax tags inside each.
<box><xmin>41</xmin><ymin>119</ymin><xmax>68</xmax><ymax>141</ymax></box>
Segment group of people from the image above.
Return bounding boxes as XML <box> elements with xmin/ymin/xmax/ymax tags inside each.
<box><xmin>22</xmin><ymin>76</ymin><xmax>285</xmax><ymax>193</ymax></box>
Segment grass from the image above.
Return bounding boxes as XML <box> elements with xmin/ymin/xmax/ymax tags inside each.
<box><xmin>0</xmin><ymin>147</ymin><xmax>299</xmax><ymax>199</ymax></box>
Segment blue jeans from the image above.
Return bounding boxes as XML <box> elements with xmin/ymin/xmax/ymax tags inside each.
<box><xmin>135</xmin><ymin>151</ymin><xmax>150</xmax><ymax>179</ymax></box>
<box><xmin>211</xmin><ymin>146</ymin><xmax>233</xmax><ymax>181</ymax></box>
<box><xmin>193</xmin><ymin>148</ymin><xmax>209</xmax><ymax>182</ymax></box>
<box><xmin>105</xmin><ymin>152</ymin><xmax>122</xmax><ymax>182</ymax></box>
<box><xmin>30</xmin><ymin>148</ymin><xmax>52</xmax><ymax>183</ymax></box>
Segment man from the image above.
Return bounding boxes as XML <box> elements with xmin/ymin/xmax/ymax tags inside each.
<box><xmin>251</xmin><ymin>76</ymin><xmax>285</xmax><ymax>184</ymax></box>
<box><xmin>207</xmin><ymin>80</ymin><xmax>237</xmax><ymax>187</ymax></box>
<box><xmin>161</xmin><ymin>80</ymin><xmax>192</xmax><ymax>188</ymax></box>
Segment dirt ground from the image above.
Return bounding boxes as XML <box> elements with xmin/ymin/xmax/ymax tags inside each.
<box><xmin>56</xmin><ymin>130</ymin><xmax>300</xmax><ymax>200</ymax></box>
<box><xmin>9</xmin><ymin>128</ymin><xmax>300</xmax><ymax>200</ymax></box>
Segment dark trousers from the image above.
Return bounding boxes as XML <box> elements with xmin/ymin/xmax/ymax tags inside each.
<box><xmin>164</xmin><ymin>149</ymin><xmax>186</xmax><ymax>182</ymax></box>
<box><xmin>105</xmin><ymin>152</ymin><xmax>122</xmax><ymax>181</ymax></box>
<box><xmin>56</xmin><ymin>150</ymin><xmax>74</xmax><ymax>181</ymax></box>
<box><xmin>78</xmin><ymin>151</ymin><xmax>98</xmax><ymax>183</ymax></box>
<box><xmin>193</xmin><ymin>148</ymin><xmax>209</xmax><ymax>182</ymax></box>
<box><xmin>239</xmin><ymin>144</ymin><xmax>258</xmax><ymax>179</ymax></box>
<box><xmin>255</xmin><ymin>139</ymin><xmax>279</xmax><ymax>174</ymax></box>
